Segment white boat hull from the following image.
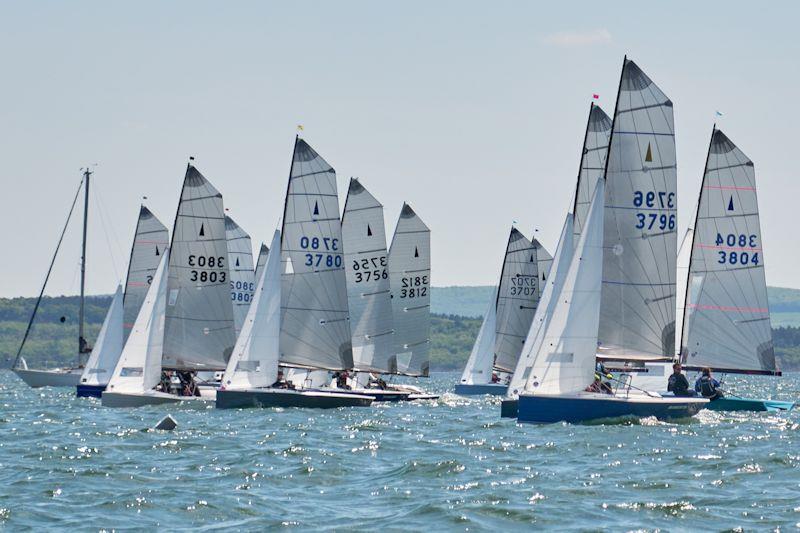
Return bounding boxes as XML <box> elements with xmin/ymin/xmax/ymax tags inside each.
<box><xmin>14</xmin><ymin>368</ymin><xmax>82</xmax><ymax>388</ymax></box>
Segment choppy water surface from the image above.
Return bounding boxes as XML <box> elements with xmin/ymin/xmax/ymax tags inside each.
<box><xmin>1</xmin><ymin>371</ymin><xmax>799</xmax><ymax>531</ymax></box>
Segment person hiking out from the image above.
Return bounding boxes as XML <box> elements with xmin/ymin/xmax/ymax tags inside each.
<box><xmin>695</xmin><ymin>367</ymin><xmax>723</xmax><ymax>400</ymax></box>
<box><xmin>667</xmin><ymin>362</ymin><xmax>694</xmax><ymax>397</ymax></box>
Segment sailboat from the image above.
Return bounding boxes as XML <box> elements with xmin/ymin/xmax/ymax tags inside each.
<box><xmin>216</xmin><ymin>230</ymin><xmax>373</xmax><ymax>408</ymax></box>
<box><xmin>455</xmin><ymin>228</ymin><xmax>552</xmax><ymax>395</ymax></box>
<box><xmin>225</xmin><ymin>215</ymin><xmax>255</xmax><ymax>337</ymax></box>
<box><xmin>339</xmin><ymin>179</ymin><xmax>411</xmax><ymax>401</ymax></box>
<box><xmin>77</xmin><ymin>205</ymin><xmax>169</xmax><ymax>398</ymax></box>
<box><xmin>515</xmin><ymin>179</ymin><xmax>708</xmax><ymax>423</ymax></box>
<box><xmin>14</xmin><ymin>169</ymin><xmax>96</xmax><ymax>388</ymax></box>
<box><xmin>665</xmin><ymin>128</ymin><xmax>792</xmax><ymax>411</ymax></box>
<box><xmin>102</xmin><ymin>162</ymin><xmax>235</xmax><ymax>406</ymax></box>
<box><xmin>500</xmin><ymin>102</ymin><xmax>609</xmax><ymax>416</ymax></box>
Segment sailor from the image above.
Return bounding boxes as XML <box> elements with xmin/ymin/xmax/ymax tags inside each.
<box><xmin>695</xmin><ymin>367</ymin><xmax>723</xmax><ymax>400</ymax></box>
<box><xmin>271</xmin><ymin>370</ymin><xmax>292</xmax><ymax>389</ymax></box>
<box><xmin>667</xmin><ymin>362</ymin><xmax>693</xmax><ymax>396</ymax></box>
<box><xmin>336</xmin><ymin>370</ymin><xmax>351</xmax><ymax>390</ymax></box>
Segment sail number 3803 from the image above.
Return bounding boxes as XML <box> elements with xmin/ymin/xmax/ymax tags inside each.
<box><xmin>188</xmin><ymin>255</ymin><xmax>226</xmax><ymax>284</ymax></box>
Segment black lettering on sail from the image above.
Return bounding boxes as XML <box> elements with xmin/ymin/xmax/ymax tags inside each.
<box><xmin>199</xmin><ymin>223</ymin><xmax>205</xmax><ymax>237</ymax></box>
<box><xmin>414</xmin><ymin>247</ymin><xmax>419</xmax><ymax>258</ymax></box>
<box><xmin>367</xmin><ymin>224</ymin><xmax>372</xmax><ymax>237</ymax></box>
<box><xmin>155</xmin><ymin>246</ymin><xmax>160</xmax><ymax>256</ymax></box>
<box><xmin>313</xmin><ymin>201</ymin><xmax>319</xmax><ymax>216</ymax></box>
<box><xmin>645</xmin><ymin>142</ymin><xmax>653</xmax><ymax>162</ymax></box>
<box><xmin>728</xmin><ymin>196</ymin><xmax>734</xmax><ymax>211</ymax></box>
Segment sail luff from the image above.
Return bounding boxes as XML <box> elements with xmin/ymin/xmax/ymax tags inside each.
<box><xmin>573</xmin><ymin>105</ymin><xmax>613</xmax><ymax>242</ymax></box>
<box><xmin>459</xmin><ymin>286</ymin><xmax>498</xmax><ymax>385</ymax></box>
<box><xmin>79</xmin><ymin>284</ymin><xmax>124</xmax><ymax>387</ymax></box>
<box><xmin>225</xmin><ymin>215</ymin><xmax>255</xmax><ymax>337</ymax></box>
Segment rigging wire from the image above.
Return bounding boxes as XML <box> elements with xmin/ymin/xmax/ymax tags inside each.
<box><xmin>91</xmin><ymin>176</ymin><xmax>125</xmax><ymax>282</ymax></box>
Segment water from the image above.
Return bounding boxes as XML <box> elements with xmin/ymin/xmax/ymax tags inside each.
<box><xmin>1</xmin><ymin>371</ymin><xmax>799</xmax><ymax>531</ymax></box>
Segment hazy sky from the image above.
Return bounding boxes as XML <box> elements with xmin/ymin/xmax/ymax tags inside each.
<box><xmin>1</xmin><ymin>1</ymin><xmax>798</xmax><ymax>297</ymax></box>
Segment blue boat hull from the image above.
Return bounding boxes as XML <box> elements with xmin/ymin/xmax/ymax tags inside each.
<box><xmin>705</xmin><ymin>397</ymin><xmax>795</xmax><ymax>412</ymax></box>
<box><xmin>76</xmin><ymin>384</ymin><xmax>106</xmax><ymax>398</ymax></box>
<box><xmin>454</xmin><ymin>383</ymin><xmax>508</xmax><ymax>396</ymax></box>
<box><xmin>500</xmin><ymin>399</ymin><xmax>518</xmax><ymax>418</ymax></box>
<box><xmin>517</xmin><ymin>394</ymin><xmax>706</xmax><ymax>424</ymax></box>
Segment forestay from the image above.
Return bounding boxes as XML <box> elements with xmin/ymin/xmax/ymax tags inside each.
<box><xmin>508</xmin><ymin>215</ymin><xmax>574</xmax><ymax>397</ymax></box>
<box><xmin>163</xmin><ymin>165</ymin><xmax>236</xmax><ymax>370</ymax></box>
<box><xmin>123</xmin><ymin>206</ymin><xmax>168</xmax><ymax>343</ymax></box>
<box><xmin>280</xmin><ymin>138</ymin><xmax>353</xmax><ymax>370</ymax></box>
<box><xmin>681</xmin><ymin>129</ymin><xmax>776</xmax><ymax>374</ymax></box>
<box><xmin>341</xmin><ymin>179</ymin><xmax>394</xmax><ymax>373</ymax></box>
<box><xmin>599</xmin><ymin>59</ymin><xmax>677</xmax><ymax>361</ymax></box>
<box><xmin>225</xmin><ymin>216</ymin><xmax>255</xmax><ymax>337</ymax></box>
<box><xmin>79</xmin><ymin>285</ymin><xmax>124</xmax><ymax>387</ymax></box>
<box><xmin>523</xmin><ymin>179</ymin><xmax>605</xmax><ymax>396</ymax></box>
<box><xmin>573</xmin><ymin>104</ymin><xmax>612</xmax><ymax>243</ymax></box>
<box><xmin>106</xmin><ymin>249</ymin><xmax>170</xmax><ymax>394</ymax></box>
<box><xmin>222</xmin><ymin>230</ymin><xmax>283</xmax><ymax>390</ymax></box>
<box><xmin>388</xmin><ymin>203</ymin><xmax>431</xmax><ymax>376</ymax></box>
<box><xmin>494</xmin><ymin>229</ymin><xmax>542</xmax><ymax>373</ymax></box>
<box><xmin>459</xmin><ymin>286</ymin><xmax>498</xmax><ymax>385</ymax></box>
<box><xmin>254</xmin><ymin>243</ymin><xmax>269</xmax><ymax>282</ymax></box>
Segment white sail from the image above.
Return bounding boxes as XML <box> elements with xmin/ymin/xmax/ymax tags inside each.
<box><xmin>674</xmin><ymin>227</ymin><xmax>693</xmax><ymax>358</ymax></box>
<box><xmin>225</xmin><ymin>216</ymin><xmax>255</xmax><ymax>337</ymax></box>
<box><xmin>573</xmin><ymin>104</ymin><xmax>613</xmax><ymax>242</ymax></box>
<box><xmin>508</xmin><ymin>215</ymin><xmax>575</xmax><ymax>396</ymax></box>
<box><xmin>122</xmin><ymin>206</ymin><xmax>168</xmax><ymax>343</ymax></box>
<box><xmin>79</xmin><ymin>285</ymin><xmax>124</xmax><ymax>387</ymax></box>
<box><xmin>599</xmin><ymin>59</ymin><xmax>677</xmax><ymax>361</ymax></box>
<box><xmin>106</xmin><ymin>249</ymin><xmax>170</xmax><ymax>394</ymax></box>
<box><xmin>681</xmin><ymin>129</ymin><xmax>776</xmax><ymax>374</ymax></box>
<box><xmin>494</xmin><ymin>229</ymin><xmax>542</xmax><ymax>373</ymax></box>
<box><xmin>388</xmin><ymin>203</ymin><xmax>431</xmax><ymax>376</ymax></box>
<box><xmin>341</xmin><ymin>179</ymin><xmax>394</xmax><ymax>372</ymax></box>
<box><xmin>163</xmin><ymin>165</ymin><xmax>236</xmax><ymax>370</ymax></box>
<box><xmin>280</xmin><ymin>138</ymin><xmax>353</xmax><ymax>370</ymax></box>
<box><xmin>254</xmin><ymin>243</ymin><xmax>269</xmax><ymax>282</ymax></box>
<box><xmin>222</xmin><ymin>230</ymin><xmax>283</xmax><ymax>390</ymax></box>
<box><xmin>459</xmin><ymin>286</ymin><xmax>498</xmax><ymax>385</ymax></box>
<box><xmin>535</xmin><ymin>239</ymin><xmax>553</xmax><ymax>284</ymax></box>
<box><xmin>523</xmin><ymin>179</ymin><xmax>605</xmax><ymax>395</ymax></box>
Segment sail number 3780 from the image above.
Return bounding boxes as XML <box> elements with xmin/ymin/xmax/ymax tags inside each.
<box><xmin>300</xmin><ymin>236</ymin><xmax>342</xmax><ymax>268</ymax></box>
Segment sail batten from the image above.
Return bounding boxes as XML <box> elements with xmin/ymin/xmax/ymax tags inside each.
<box><xmin>681</xmin><ymin>129</ymin><xmax>776</xmax><ymax>374</ymax></box>
<box><xmin>279</xmin><ymin>138</ymin><xmax>353</xmax><ymax>370</ymax></box>
<box><xmin>598</xmin><ymin>59</ymin><xmax>677</xmax><ymax>360</ymax></box>
<box><xmin>163</xmin><ymin>165</ymin><xmax>236</xmax><ymax>370</ymax></box>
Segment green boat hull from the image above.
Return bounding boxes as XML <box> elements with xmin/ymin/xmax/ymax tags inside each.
<box><xmin>705</xmin><ymin>397</ymin><xmax>795</xmax><ymax>412</ymax></box>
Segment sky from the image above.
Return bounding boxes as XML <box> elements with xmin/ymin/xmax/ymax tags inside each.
<box><xmin>1</xmin><ymin>1</ymin><xmax>798</xmax><ymax>297</ymax></box>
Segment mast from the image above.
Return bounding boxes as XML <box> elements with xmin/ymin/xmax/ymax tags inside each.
<box><xmin>78</xmin><ymin>168</ymin><xmax>91</xmax><ymax>362</ymax></box>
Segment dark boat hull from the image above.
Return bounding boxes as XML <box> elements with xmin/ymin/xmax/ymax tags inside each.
<box><xmin>500</xmin><ymin>399</ymin><xmax>518</xmax><ymax>418</ymax></box>
<box><xmin>216</xmin><ymin>388</ymin><xmax>374</xmax><ymax>409</ymax></box>
<box><xmin>454</xmin><ymin>383</ymin><xmax>508</xmax><ymax>396</ymax></box>
<box><xmin>76</xmin><ymin>384</ymin><xmax>106</xmax><ymax>398</ymax></box>
<box><xmin>517</xmin><ymin>394</ymin><xmax>707</xmax><ymax>424</ymax></box>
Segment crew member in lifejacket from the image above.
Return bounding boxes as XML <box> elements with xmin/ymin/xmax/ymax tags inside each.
<box><xmin>667</xmin><ymin>362</ymin><xmax>694</xmax><ymax>396</ymax></box>
<box><xmin>695</xmin><ymin>367</ymin><xmax>723</xmax><ymax>400</ymax></box>
<box><xmin>271</xmin><ymin>370</ymin><xmax>294</xmax><ymax>389</ymax></box>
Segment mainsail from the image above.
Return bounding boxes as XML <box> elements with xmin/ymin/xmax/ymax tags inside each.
<box><xmin>681</xmin><ymin>129</ymin><xmax>776</xmax><ymax>374</ymax></box>
<box><xmin>523</xmin><ymin>179</ymin><xmax>605</xmax><ymax>395</ymax></box>
<box><xmin>79</xmin><ymin>285</ymin><xmax>124</xmax><ymax>387</ymax></box>
<box><xmin>341</xmin><ymin>179</ymin><xmax>394</xmax><ymax>373</ymax></box>
<box><xmin>163</xmin><ymin>165</ymin><xmax>236</xmax><ymax>370</ymax></box>
<box><xmin>494</xmin><ymin>229</ymin><xmax>542</xmax><ymax>373</ymax></box>
<box><xmin>388</xmin><ymin>203</ymin><xmax>431</xmax><ymax>376</ymax></box>
<box><xmin>254</xmin><ymin>243</ymin><xmax>270</xmax><ymax>282</ymax></box>
<box><xmin>106</xmin><ymin>249</ymin><xmax>170</xmax><ymax>394</ymax></box>
<box><xmin>225</xmin><ymin>215</ymin><xmax>255</xmax><ymax>336</ymax></box>
<box><xmin>123</xmin><ymin>206</ymin><xmax>169</xmax><ymax>343</ymax></box>
<box><xmin>598</xmin><ymin>58</ymin><xmax>677</xmax><ymax>361</ymax></box>
<box><xmin>459</xmin><ymin>286</ymin><xmax>498</xmax><ymax>385</ymax></box>
<box><xmin>508</xmin><ymin>215</ymin><xmax>574</xmax><ymax>397</ymax></box>
<box><xmin>223</xmin><ymin>230</ymin><xmax>283</xmax><ymax>390</ymax></box>
<box><xmin>279</xmin><ymin>138</ymin><xmax>353</xmax><ymax>371</ymax></box>
<box><xmin>573</xmin><ymin>104</ymin><xmax>612</xmax><ymax>242</ymax></box>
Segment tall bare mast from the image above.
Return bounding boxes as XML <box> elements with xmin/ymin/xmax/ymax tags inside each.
<box><xmin>78</xmin><ymin>167</ymin><xmax>91</xmax><ymax>361</ymax></box>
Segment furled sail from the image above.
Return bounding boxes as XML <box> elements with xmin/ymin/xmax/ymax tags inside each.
<box><xmin>459</xmin><ymin>286</ymin><xmax>498</xmax><ymax>385</ymax></box>
<box><xmin>573</xmin><ymin>104</ymin><xmax>612</xmax><ymax>243</ymax></box>
<box><xmin>254</xmin><ymin>243</ymin><xmax>269</xmax><ymax>282</ymax></box>
<box><xmin>279</xmin><ymin>138</ymin><xmax>353</xmax><ymax>370</ymax></box>
<box><xmin>523</xmin><ymin>179</ymin><xmax>605</xmax><ymax>395</ymax></box>
<box><xmin>341</xmin><ymin>179</ymin><xmax>394</xmax><ymax>372</ymax></box>
<box><xmin>106</xmin><ymin>249</ymin><xmax>170</xmax><ymax>394</ymax></box>
<box><xmin>163</xmin><ymin>165</ymin><xmax>236</xmax><ymax>370</ymax></box>
<box><xmin>123</xmin><ymin>206</ymin><xmax>169</xmax><ymax>343</ymax></box>
<box><xmin>79</xmin><ymin>284</ymin><xmax>124</xmax><ymax>387</ymax></box>
<box><xmin>225</xmin><ymin>215</ymin><xmax>255</xmax><ymax>337</ymax></box>
<box><xmin>508</xmin><ymin>215</ymin><xmax>574</xmax><ymax>397</ymax></box>
<box><xmin>222</xmin><ymin>230</ymin><xmax>283</xmax><ymax>389</ymax></box>
<box><xmin>494</xmin><ymin>229</ymin><xmax>542</xmax><ymax>373</ymax></box>
<box><xmin>681</xmin><ymin>129</ymin><xmax>776</xmax><ymax>374</ymax></box>
<box><xmin>598</xmin><ymin>59</ymin><xmax>677</xmax><ymax>361</ymax></box>
<box><xmin>388</xmin><ymin>203</ymin><xmax>431</xmax><ymax>376</ymax></box>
